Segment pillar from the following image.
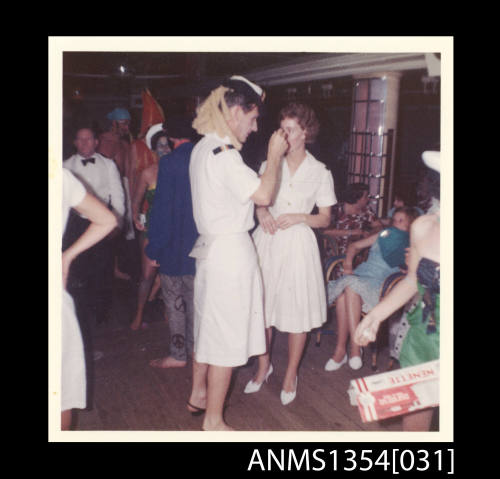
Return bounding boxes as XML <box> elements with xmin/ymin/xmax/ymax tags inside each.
<box><xmin>348</xmin><ymin>71</ymin><xmax>402</xmax><ymax>216</ymax></box>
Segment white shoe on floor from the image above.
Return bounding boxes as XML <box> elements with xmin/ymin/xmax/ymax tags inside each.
<box><xmin>244</xmin><ymin>364</ymin><xmax>273</xmax><ymax>394</ymax></box>
<box><xmin>348</xmin><ymin>355</ymin><xmax>363</xmax><ymax>370</ymax></box>
<box><xmin>324</xmin><ymin>354</ymin><xmax>347</xmax><ymax>371</ymax></box>
<box><xmin>280</xmin><ymin>377</ymin><xmax>298</xmax><ymax>406</ymax></box>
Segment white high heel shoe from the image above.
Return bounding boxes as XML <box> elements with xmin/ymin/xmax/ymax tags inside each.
<box><xmin>324</xmin><ymin>354</ymin><xmax>348</xmax><ymax>371</ymax></box>
<box><xmin>280</xmin><ymin>377</ymin><xmax>298</xmax><ymax>406</ymax></box>
<box><xmin>244</xmin><ymin>364</ymin><xmax>273</xmax><ymax>394</ymax></box>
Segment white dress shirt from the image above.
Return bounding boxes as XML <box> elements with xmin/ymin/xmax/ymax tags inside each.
<box><xmin>63</xmin><ymin>152</ymin><xmax>125</xmax><ymax>224</ymax></box>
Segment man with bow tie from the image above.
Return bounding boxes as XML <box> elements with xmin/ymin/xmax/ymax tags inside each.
<box><xmin>63</xmin><ymin>127</ymin><xmax>125</xmax><ymax>340</ymax></box>
<box><xmin>64</xmin><ymin>127</ymin><xmax>125</xmax><ymax>222</ymax></box>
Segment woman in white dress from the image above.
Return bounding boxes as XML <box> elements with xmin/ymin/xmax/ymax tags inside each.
<box><xmin>61</xmin><ymin>168</ymin><xmax>118</xmax><ymax>429</ymax></box>
<box><xmin>244</xmin><ymin>103</ymin><xmax>337</xmax><ymax>405</ymax></box>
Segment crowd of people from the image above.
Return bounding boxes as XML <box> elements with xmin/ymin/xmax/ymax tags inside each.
<box><xmin>60</xmin><ymin>75</ymin><xmax>441</xmax><ymax>432</ymax></box>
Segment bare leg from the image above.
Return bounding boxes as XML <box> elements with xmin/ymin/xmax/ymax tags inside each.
<box><xmin>188</xmin><ymin>358</ymin><xmax>208</xmax><ymax>412</ymax></box>
<box><xmin>283</xmin><ymin>332</ymin><xmax>307</xmax><ymax>392</ymax></box>
<box><xmin>61</xmin><ymin>409</ymin><xmax>72</xmax><ymax>430</ymax></box>
<box><xmin>114</xmin><ymin>255</ymin><xmax>131</xmax><ymax>280</ymax></box>
<box><xmin>402</xmin><ymin>408</ymin><xmax>434</xmax><ymax>431</ymax></box>
<box><xmin>344</xmin><ymin>286</ymin><xmax>362</xmax><ymax>358</ymax></box>
<box><xmin>252</xmin><ymin>327</ymin><xmax>273</xmax><ymax>384</ymax></box>
<box><xmin>202</xmin><ymin>365</ymin><xmax>234</xmax><ymax>431</ymax></box>
<box><xmin>331</xmin><ymin>293</ymin><xmax>349</xmax><ymax>362</ymax></box>
<box><xmin>148</xmin><ymin>274</ymin><xmax>161</xmax><ymax>302</ymax></box>
<box><xmin>130</xmin><ymin>237</ymin><xmax>157</xmax><ymax>330</ymax></box>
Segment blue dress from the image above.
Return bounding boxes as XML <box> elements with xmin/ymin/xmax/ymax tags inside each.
<box><xmin>327</xmin><ymin>237</ymin><xmax>402</xmax><ymax>314</ymax></box>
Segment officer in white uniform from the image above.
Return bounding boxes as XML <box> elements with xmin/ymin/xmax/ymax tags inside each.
<box><xmin>187</xmin><ymin>75</ymin><xmax>289</xmax><ymax>430</ymax></box>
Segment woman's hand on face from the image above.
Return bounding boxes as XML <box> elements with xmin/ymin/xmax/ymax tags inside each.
<box><xmin>268</xmin><ymin>128</ymin><xmax>289</xmax><ymax>160</ymax></box>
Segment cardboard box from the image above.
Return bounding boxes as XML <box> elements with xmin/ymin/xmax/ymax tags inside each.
<box><xmin>347</xmin><ymin>360</ymin><xmax>439</xmax><ymax>422</ymax></box>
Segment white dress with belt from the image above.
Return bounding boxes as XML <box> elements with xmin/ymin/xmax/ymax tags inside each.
<box><xmin>253</xmin><ymin>151</ymin><xmax>337</xmax><ymax>333</ymax></box>
<box><xmin>189</xmin><ymin>133</ymin><xmax>266</xmax><ymax>367</ymax></box>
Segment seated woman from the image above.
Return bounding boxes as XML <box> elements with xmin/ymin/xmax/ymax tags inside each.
<box><xmin>324</xmin><ymin>206</ymin><xmax>419</xmax><ymax>371</ymax></box>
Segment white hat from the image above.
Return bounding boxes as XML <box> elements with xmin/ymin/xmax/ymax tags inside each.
<box><xmin>145</xmin><ymin>123</ymin><xmax>166</xmax><ymax>150</ymax></box>
<box><xmin>228</xmin><ymin>75</ymin><xmax>263</xmax><ymax>97</ymax></box>
<box><xmin>422</xmin><ymin>151</ymin><xmax>440</xmax><ymax>173</ymax></box>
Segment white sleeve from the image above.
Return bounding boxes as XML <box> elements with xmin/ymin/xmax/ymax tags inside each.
<box><xmin>221</xmin><ymin>150</ymin><xmax>261</xmax><ymax>203</ymax></box>
<box><xmin>315</xmin><ymin>167</ymin><xmax>337</xmax><ymax>208</ymax></box>
<box><xmin>63</xmin><ymin>168</ymin><xmax>86</xmax><ymax>209</ymax></box>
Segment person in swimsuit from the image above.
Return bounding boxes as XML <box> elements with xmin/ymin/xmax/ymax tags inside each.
<box><xmin>130</xmin><ymin>129</ymin><xmax>171</xmax><ymax>330</ymax></box>
<box><xmin>354</xmin><ymin>150</ymin><xmax>441</xmax><ymax>431</ymax></box>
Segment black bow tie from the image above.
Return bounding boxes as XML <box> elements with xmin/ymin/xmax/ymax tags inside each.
<box><xmin>81</xmin><ymin>157</ymin><xmax>95</xmax><ymax>166</ymax></box>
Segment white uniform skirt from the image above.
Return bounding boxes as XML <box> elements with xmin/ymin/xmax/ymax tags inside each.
<box><xmin>61</xmin><ymin>289</ymin><xmax>87</xmax><ymax>411</ymax></box>
<box><xmin>192</xmin><ymin>232</ymin><xmax>266</xmax><ymax>367</ymax></box>
<box><xmin>253</xmin><ymin>223</ymin><xmax>327</xmax><ymax>333</ymax></box>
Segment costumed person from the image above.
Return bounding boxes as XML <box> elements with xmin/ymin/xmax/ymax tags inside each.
<box><xmin>145</xmin><ymin>116</ymin><xmax>198</xmax><ymax>367</ymax></box>
<box><xmin>324</xmin><ymin>206</ymin><xmax>419</xmax><ymax>372</ymax></box>
<box><xmin>244</xmin><ymin>102</ymin><xmax>336</xmax><ymax>406</ymax></box>
<box><xmin>61</xmin><ymin>168</ymin><xmax>117</xmax><ymax>429</ymax></box>
<box><xmin>354</xmin><ymin>150</ymin><xmax>440</xmax><ymax>431</ymax></box>
<box><xmin>97</xmin><ymin>106</ymin><xmax>134</xmax><ymax>280</ymax></box>
<box><xmin>129</xmin><ymin>89</ymin><xmax>166</xmax><ymax>199</ymax></box>
<box><xmin>187</xmin><ymin>75</ymin><xmax>289</xmax><ymax>430</ymax></box>
<box><xmin>129</xmin><ymin>125</ymin><xmax>171</xmax><ymax>330</ymax></box>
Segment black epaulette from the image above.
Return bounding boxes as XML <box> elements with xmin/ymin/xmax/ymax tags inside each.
<box><xmin>212</xmin><ymin>144</ymin><xmax>235</xmax><ymax>155</ymax></box>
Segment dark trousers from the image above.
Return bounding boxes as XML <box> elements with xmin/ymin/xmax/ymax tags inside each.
<box><xmin>63</xmin><ymin>211</ymin><xmax>114</xmax><ymax>329</ymax></box>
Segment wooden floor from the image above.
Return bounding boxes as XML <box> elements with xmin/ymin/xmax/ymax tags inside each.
<box><xmin>73</xmin><ymin>279</ymin><xmax>424</xmax><ymax>434</ymax></box>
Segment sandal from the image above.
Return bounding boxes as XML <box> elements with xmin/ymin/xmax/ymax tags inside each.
<box><xmin>186</xmin><ymin>401</ymin><xmax>206</xmax><ymax>417</ymax></box>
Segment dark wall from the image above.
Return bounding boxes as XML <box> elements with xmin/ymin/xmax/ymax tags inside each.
<box><xmin>63</xmin><ymin>71</ymin><xmax>440</xmax><ymax>209</ymax></box>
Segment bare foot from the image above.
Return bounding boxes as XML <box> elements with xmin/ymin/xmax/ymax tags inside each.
<box><xmin>149</xmin><ymin>357</ymin><xmax>187</xmax><ymax>369</ymax></box>
<box><xmin>186</xmin><ymin>401</ymin><xmax>206</xmax><ymax>415</ymax></box>
<box><xmin>130</xmin><ymin>319</ymin><xmax>143</xmax><ymax>331</ymax></box>
<box><xmin>202</xmin><ymin>418</ymin><xmax>235</xmax><ymax>431</ymax></box>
